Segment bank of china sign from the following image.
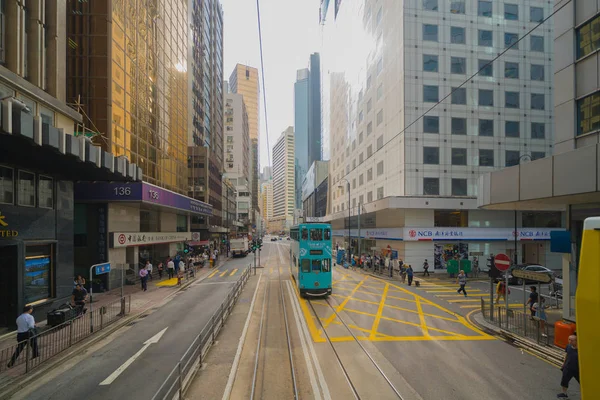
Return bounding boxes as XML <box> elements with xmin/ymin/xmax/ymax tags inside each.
<box><xmin>111</xmin><ymin>232</ymin><xmax>192</xmax><ymax>248</ymax></box>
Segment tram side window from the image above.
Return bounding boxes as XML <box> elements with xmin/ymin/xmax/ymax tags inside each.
<box><xmin>310</xmin><ymin>229</ymin><xmax>323</xmax><ymax>241</ymax></box>
<box><xmin>324</xmin><ymin>228</ymin><xmax>331</xmax><ymax>240</ymax></box>
<box><xmin>301</xmin><ymin>259</ymin><xmax>310</xmax><ymax>273</ymax></box>
<box><xmin>312</xmin><ymin>260</ymin><xmax>321</xmax><ymax>272</ymax></box>
<box><xmin>301</xmin><ymin>228</ymin><xmax>308</xmax><ymax>240</ymax></box>
<box><xmin>322</xmin><ymin>259</ymin><xmax>331</xmax><ymax>272</ymax></box>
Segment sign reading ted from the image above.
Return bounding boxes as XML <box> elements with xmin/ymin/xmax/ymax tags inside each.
<box><xmin>0</xmin><ymin>212</ymin><xmax>19</xmax><ymax>238</ymax></box>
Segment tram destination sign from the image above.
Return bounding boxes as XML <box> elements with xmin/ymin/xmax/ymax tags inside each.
<box><xmin>511</xmin><ymin>269</ymin><xmax>552</xmax><ymax>283</ymax></box>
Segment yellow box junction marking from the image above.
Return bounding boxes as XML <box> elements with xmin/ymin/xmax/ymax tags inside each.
<box><xmin>208</xmin><ymin>269</ymin><xmax>220</xmax><ymax>279</ymax></box>
<box><xmin>219</xmin><ymin>270</ymin><xmax>228</xmax><ymax>277</ymax></box>
<box><xmin>229</xmin><ymin>268</ymin><xmax>238</xmax><ymax>276</ymax></box>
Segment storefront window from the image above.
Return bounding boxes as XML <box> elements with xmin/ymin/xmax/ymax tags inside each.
<box><xmin>18</xmin><ymin>170</ymin><xmax>35</xmax><ymax>207</ymax></box>
<box><xmin>177</xmin><ymin>214</ymin><xmax>188</xmax><ymax>232</ymax></box>
<box><xmin>24</xmin><ymin>245</ymin><xmax>53</xmax><ymax>304</ymax></box>
<box><xmin>434</xmin><ymin>210</ymin><xmax>468</xmax><ymax>227</ymax></box>
<box><xmin>140</xmin><ymin>209</ymin><xmax>160</xmax><ymax>232</ymax></box>
<box><xmin>0</xmin><ymin>166</ymin><xmax>14</xmax><ymax>204</ymax></box>
<box><xmin>521</xmin><ymin>211</ymin><xmax>561</xmax><ymax>228</ymax></box>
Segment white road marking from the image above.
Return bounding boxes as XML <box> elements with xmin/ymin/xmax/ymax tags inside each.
<box><xmin>287</xmin><ymin>280</ymin><xmax>332</xmax><ymax>400</ymax></box>
<box><xmin>99</xmin><ymin>327</ymin><xmax>168</xmax><ymax>385</ymax></box>
<box><xmin>221</xmin><ymin>273</ymin><xmax>263</xmax><ymax>400</ymax></box>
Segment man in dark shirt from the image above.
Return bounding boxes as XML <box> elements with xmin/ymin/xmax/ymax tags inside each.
<box><xmin>558</xmin><ymin>335</ymin><xmax>579</xmax><ymax>398</ymax></box>
<box><xmin>71</xmin><ymin>284</ymin><xmax>88</xmax><ymax>312</ymax></box>
<box><xmin>526</xmin><ymin>286</ymin><xmax>539</xmax><ymax>319</ymax></box>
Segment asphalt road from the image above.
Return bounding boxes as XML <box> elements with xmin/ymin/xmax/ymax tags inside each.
<box><xmin>10</xmin><ymin>248</ymin><xmax>267</xmax><ymax>400</ymax></box>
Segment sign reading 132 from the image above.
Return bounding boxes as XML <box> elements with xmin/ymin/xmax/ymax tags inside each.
<box><xmin>114</xmin><ymin>187</ymin><xmax>131</xmax><ymax>196</ymax></box>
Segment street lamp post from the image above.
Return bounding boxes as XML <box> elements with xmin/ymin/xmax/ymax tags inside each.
<box><xmin>338</xmin><ymin>179</ymin><xmax>351</xmax><ymax>266</ymax></box>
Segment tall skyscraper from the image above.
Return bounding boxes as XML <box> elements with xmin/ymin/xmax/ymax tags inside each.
<box><xmin>67</xmin><ymin>0</ymin><xmax>189</xmax><ymax>194</ymax></box>
<box><xmin>294</xmin><ymin>69</ymin><xmax>310</xmax><ymax>209</ymax></box>
<box><xmin>229</xmin><ymin>64</ymin><xmax>260</xmax><ymax>223</ymax></box>
<box><xmin>324</xmin><ymin>0</ymin><xmax>555</xmax><ymax>268</ymax></box>
<box><xmin>261</xmin><ymin>181</ymin><xmax>274</xmax><ymax>232</ymax></box>
<box><xmin>188</xmin><ymin>0</ymin><xmax>225</xmax><ymax>233</ymax></box>
<box><xmin>272</xmin><ymin>127</ymin><xmax>295</xmax><ymax>230</ymax></box>
<box><xmin>308</xmin><ymin>53</ymin><xmax>322</xmax><ymax>164</ymax></box>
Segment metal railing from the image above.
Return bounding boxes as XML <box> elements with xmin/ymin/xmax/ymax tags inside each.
<box><xmin>481</xmin><ymin>298</ymin><xmax>551</xmax><ymax>346</ymax></box>
<box><xmin>0</xmin><ymin>296</ymin><xmax>130</xmax><ymax>375</ymax></box>
<box><xmin>152</xmin><ymin>264</ymin><xmax>252</xmax><ymax>400</ymax></box>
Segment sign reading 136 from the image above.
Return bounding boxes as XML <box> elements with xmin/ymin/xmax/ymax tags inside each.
<box><xmin>148</xmin><ymin>190</ymin><xmax>159</xmax><ymax>200</ymax></box>
<box><xmin>114</xmin><ymin>187</ymin><xmax>131</xmax><ymax>196</ymax></box>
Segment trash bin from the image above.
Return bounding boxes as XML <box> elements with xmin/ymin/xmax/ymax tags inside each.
<box><xmin>554</xmin><ymin>320</ymin><xmax>576</xmax><ymax>349</ymax></box>
<box><xmin>47</xmin><ymin>304</ymin><xmax>78</xmax><ymax>327</ymax></box>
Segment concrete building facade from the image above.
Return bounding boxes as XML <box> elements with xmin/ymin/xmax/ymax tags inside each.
<box><xmin>272</xmin><ymin>127</ymin><xmax>295</xmax><ymax>231</ymax></box>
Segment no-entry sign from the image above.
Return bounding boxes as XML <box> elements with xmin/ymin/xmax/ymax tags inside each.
<box><xmin>494</xmin><ymin>253</ymin><xmax>511</xmax><ymax>271</ymax></box>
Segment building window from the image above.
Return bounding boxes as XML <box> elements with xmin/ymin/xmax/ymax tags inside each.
<box><xmin>359</xmin><ymin>111</ymin><xmax>364</xmax><ymax>122</ymax></box>
<box><xmin>0</xmin><ymin>166</ymin><xmax>14</xmax><ymax>204</ymax></box>
<box><xmin>377</xmin><ymin>84</ymin><xmax>383</xmax><ymax>100</ymax></box>
<box><xmin>377</xmin><ymin>135</ymin><xmax>384</xmax><ymax>150</ymax></box>
<box><xmin>435</xmin><ymin>210</ymin><xmax>469</xmax><ymax>227</ymax></box>
<box><xmin>423</xmin><ymin>116</ymin><xmax>439</xmax><ymax>133</ymax></box>
<box><xmin>505</xmin><ymin>121</ymin><xmax>520</xmax><ymax>138</ymax></box>
<box><xmin>423</xmin><ymin>0</ymin><xmax>438</xmax><ymax>11</ymax></box>
<box><xmin>479</xmin><ymin>149</ymin><xmax>494</xmax><ymax>167</ymax></box>
<box><xmin>423</xmin><ymin>178</ymin><xmax>440</xmax><ymax>195</ymax></box>
<box><xmin>451</xmin><ymin>87</ymin><xmax>466</xmax><ymax>105</ymax></box>
<box><xmin>367</xmin><ymin>168</ymin><xmax>373</xmax><ymax>181</ymax></box>
<box><xmin>479</xmin><ymin>119</ymin><xmax>494</xmax><ymax>136</ymax></box>
<box><xmin>352</xmin><ymin>179</ymin><xmax>356</xmax><ymax>189</ymax></box>
<box><xmin>452</xmin><ymin>148</ymin><xmax>467</xmax><ymax>166</ymax></box>
<box><xmin>38</xmin><ymin>176</ymin><xmax>53</xmax><ymax>209</ymax></box>
<box><xmin>377</xmin><ymin>161</ymin><xmax>384</xmax><ymax>176</ymax></box>
<box><xmin>24</xmin><ymin>245</ymin><xmax>53</xmax><ymax>304</ymax></box>
<box><xmin>359</xmin><ymin>152</ymin><xmax>364</xmax><ymax>163</ymax></box>
<box><xmin>505</xmin><ymin>150</ymin><xmax>520</xmax><ymax>167</ymax></box>
<box><xmin>478</xmin><ymin>30</ymin><xmax>493</xmax><ymax>46</ymax></box>
<box><xmin>505</xmin><ymin>62</ymin><xmax>519</xmax><ymax>78</ymax></box>
<box><xmin>177</xmin><ymin>215</ymin><xmax>188</xmax><ymax>232</ymax></box>
<box><xmin>450</xmin><ymin>27</ymin><xmax>466</xmax><ymax>44</ymax></box>
<box><xmin>505</xmin><ymin>91</ymin><xmax>520</xmax><ymax>108</ymax></box>
<box><xmin>531</xmin><ymin>122</ymin><xmax>546</xmax><ymax>139</ymax></box>
<box><xmin>451</xmin><ymin>118</ymin><xmax>467</xmax><ymax>135</ymax></box>
<box><xmin>450</xmin><ymin>1</ymin><xmax>465</xmax><ymax>14</ymax></box>
<box><xmin>377</xmin><ymin>187</ymin><xmax>384</xmax><ymax>200</ymax></box>
<box><xmin>377</xmin><ymin>57</ymin><xmax>383</xmax><ymax>74</ymax></box>
<box><xmin>359</xmin><ymin>132</ymin><xmax>364</xmax><ymax>144</ymax></box>
<box><xmin>367</xmin><ymin>145</ymin><xmax>373</xmax><ymax>157</ymax></box>
<box><xmin>367</xmin><ymin>191</ymin><xmax>373</xmax><ymax>202</ymax></box>
<box><xmin>367</xmin><ymin>99</ymin><xmax>372</xmax><ymax>112</ymax></box>
<box><xmin>367</xmin><ymin>75</ymin><xmax>372</xmax><ymax>89</ymax></box>
<box><xmin>531</xmin><ymin>151</ymin><xmax>545</xmax><ymax>160</ymax></box>
<box><xmin>522</xmin><ymin>211</ymin><xmax>561</xmax><ymax>228</ymax></box>
<box><xmin>577</xmin><ymin>92</ymin><xmax>600</xmax><ymax>135</ymax></box>
<box><xmin>376</xmin><ymin>7</ymin><xmax>383</xmax><ymax>25</ymax></box>
<box><xmin>505</xmin><ymin>33</ymin><xmax>519</xmax><ymax>49</ymax></box>
<box><xmin>478</xmin><ymin>59</ymin><xmax>493</xmax><ymax>76</ymax></box>
<box><xmin>531</xmin><ymin>64</ymin><xmax>545</xmax><ymax>81</ymax></box>
<box><xmin>359</xmin><ymin>174</ymin><xmax>364</xmax><ymax>185</ymax></box>
<box><xmin>530</xmin><ymin>6</ymin><xmax>543</xmax><ymax>23</ymax></box>
<box><xmin>504</xmin><ymin>4</ymin><xmax>518</xmax><ymax>20</ymax></box>
<box><xmin>478</xmin><ymin>1</ymin><xmax>492</xmax><ymax>17</ymax></box>
<box><xmin>18</xmin><ymin>170</ymin><xmax>35</xmax><ymax>207</ymax></box>
<box><xmin>423</xmin><ymin>24</ymin><xmax>438</xmax><ymax>42</ymax></box>
<box><xmin>423</xmin><ymin>147</ymin><xmax>440</xmax><ymax>164</ymax></box>
<box><xmin>531</xmin><ymin>93</ymin><xmax>545</xmax><ymax>110</ymax></box>
<box><xmin>423</xmin><ymin>54</ymin><xmax>439</xmax><ymax>72</ymax></box>
<box><xmin>366</xmin><ymin>122</ymin><xmax>373</xmax><ymax>135</ymax></box>
<box><xmin>377</xmin><ymin>110</ymin><xmax>383</xmax><ymax>125</ymax></box>
<box><xmin>530</xmin><ymin>35</ymin><xmax>544</xmax><ymax>52</ymax></box>
<box><xmin>451</xmin><ymin>57</ymin><xmax>467</xmax><ymax>74</ymax></box>
<box><xmin>423</xmin><ymin>85</ymin><xmax>439</xmax><ymax>102</ymax></box>
<box><xmin>576</xmin><ymin>14</ymin><xmax>600</xmax><ymax>59</ymax></box>
<box><xmin>40</xmin><ymin>106</ymin><xmax>54</xmax><ymax>127</ymax></box>
<box><xmin>479</xmin><ymin>89</ymin><xmax>494</xmax><ymax>106</ymax></box>
<box><xmin>451</xmin><ymin>179</ymin><xmax>468</xmax><ymax>196</ymax></box>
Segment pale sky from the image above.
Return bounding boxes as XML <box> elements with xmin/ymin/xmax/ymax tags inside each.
<box><xmin>220</xmin><ymin>0</ymin><xmax>322</xmax><ymax>171</ymax></box>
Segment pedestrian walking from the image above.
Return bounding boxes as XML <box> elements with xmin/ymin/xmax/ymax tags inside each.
<box><xmin>177</xmin><ymin>262</ymin><xmax>185</xmax><ymax>286</ymax></box>
<box><xmin>423</xmin><ymin>259</ymin><xmax>430</xmax><ymax>277</ymax></box>
<box><xmin>532</xmin><ymin>297</ymin><xmax>549</xmax><ymax>337</ymax></box>
<box><xmin>157</xmin><ymin>262</ymin><xmax>164</xmax><ymax>279</ymax></box>
<box><xmin>7</xmin><ymin>305</ymin><xmax>39</xmax><ymax>368</ymax></box>
<box><xmin>406</xmin><ymin>265</ymin><xmax>414</xmax><ymax>286</ymax></box>
<box><xmin>167</xmin><ymin>258</ymin><xmax>175</xmax><ymax>279</ymax></box>
<box><xmin>557</xmin><ymin>335</ymin><xmax>579</xmax><ymax>398</ymax></box>
<box><xmin>145</xmin><ymin>260</ymin><xmax>153</xmax><ymax>281</ymax></box>
<box><xmin>495</xmin><ymin>280</ymin><xmax>509</xmax><ymax>304</ymax></box>
<box><xmin>456</xmin><ymin>270</ymin><xmax>467</xmax><ymax>297</ymax></box>
<box><xmin>526</xmin><ymin>286</ymin><xmax>539</xmax><ymax>319</ymax></box>
<box><xmin>139</xmin><ymin>266</ymin><xmax>148</xmax><ymax>291</ymax></box>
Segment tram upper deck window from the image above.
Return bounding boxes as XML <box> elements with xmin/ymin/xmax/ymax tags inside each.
<box><xmin>322</xmin><ymin>259</ymin><xmax>331</xmax><ymax>272</ymax></box>
<box><xmin>310</xmin><ymin>229</ymin><xmax>323</xmax><ymax>241</ymax></box>
<box><xmin>324</xmin><ymin>228</ymin><xmax>331</xmax><ymax>240</ymax></box>
<box><xmin>301</xmin><ymin>259</ymin><xmax>310</xmax><ymax>273</ymax></box>
<box><xmin>301</xmin><ymin>227</ymin><xmax>308</xmax><ymax>240</ymax></box>
<box><xmin>312</xmin><ymin>260</ymin><xmax>321</xmax><ymax>272</ymax></box>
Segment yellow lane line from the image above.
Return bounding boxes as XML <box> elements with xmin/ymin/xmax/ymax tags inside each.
<box><xmin>325</xmin><ymin>336</ymin><xmax>495</xmax><ymax>342</ymax></box>
<box><xmin>425</xmin><ymin>290</ymin><xmax>484</xmax><ymax>293</ymax></box>
<box><xmin>290</xmin><ymin>279</ymin><xmax>325</xmax><ymax>343</ymax></box>
<box><xmin>380</xmin><ymin>315</ymin><xmax>466</xmax><ymax>337</ymax></box>
<box><xmin>311</xmin><ymin>300</ymin><xmax>329</xmax><ymax>306</ymax></box>
<box><xmin>331</xmin><ymin>294</ymin><xmax>380</xmax><ymax>306</ymax></box>
<box><xmin>384</xmin><ymin>303</ymin><xmax>460</xmax><ymax>323</ymax></box>
<box><xmin>220</xmin><ymin>270</ymin><xmax>228</xmax><ymax>277</ymax></box>
<box><xmin>369</xmin><ymin>283</ymin><xmax>389</xmax><ymax>339</ymax></box>
<box><xmin>414</xmin><ymin>295</ymin><xmax>430</xmax><ymax>337</ymax></box>
<box><xmin>460</xmin><ymin>305</ymin><xmax>482</xmax><ymax>309</ymax></box>
<box><xmin>229</xmin><ymin>268</ymin><xmax>238</xmax><ymax>276</ymax></box>
<box><xmin>447</xmin><ymin>299</ymin><xmax>482</xmax><ymax>303</ymax></box>
<box><xmin>322</xmin><ymin>276</ymin><xmax>367</xmax><ymax>329</ymax></box>
<box><xmin>387</xmin><ymin>295</ymin><xmax>418</xmax><ymax>303</ymax></box>
<box><xmin>334</xmin><ymin>286</ymin><xmax>382</xmax><ymax>297</ymax></box>
<box><xmin>208</xmin><ymin>269</ymin><xmax>220</xmax><ymax>278</ymax></box>
<box><xmin>344</xmin><ymin>307</ymin><xmax>376</xmax><ymax>318</ymax></box>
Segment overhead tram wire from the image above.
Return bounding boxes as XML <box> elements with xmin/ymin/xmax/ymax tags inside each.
<box><xmin>256</xmin><ymin>0</ymin><xmax>272</xmax><ymax>176</ymax></box>
<box><xmin>334</xmin><ymin>0</ymin><xmax>573</xmax><ymax>187</ymax></box>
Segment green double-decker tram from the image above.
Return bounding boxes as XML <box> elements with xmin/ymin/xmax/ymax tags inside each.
<box><xmin>289</xmin><ymin>223</ymin><xmax>333</xmax><ymax>297</ymax></box>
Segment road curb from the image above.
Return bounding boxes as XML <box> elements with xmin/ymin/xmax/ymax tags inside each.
<box><xmin>0</xmin><ymin>269</ymin><xmax>210</xmax><ymax>400</ymax></box>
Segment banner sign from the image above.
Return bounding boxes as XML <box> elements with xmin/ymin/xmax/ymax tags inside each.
<box><xmin>111</xmin><ymin>232</ymin><xmax>192</xmax><ymax>248</ymax></box>
<box><xmin>332</xmin><ymin>227</ymin><xmax>564</xmax><ymax>241</ymax></box>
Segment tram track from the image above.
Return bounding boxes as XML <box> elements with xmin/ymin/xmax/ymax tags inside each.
<box><xmin>249</xmin><ymin>243</ymin><xmax>298</xmax><ymax>399</ymax></box>
<box><xmin>307</xmin><ymin>298</ymin><xmax>405</xmax><ymax>400</ymax></box>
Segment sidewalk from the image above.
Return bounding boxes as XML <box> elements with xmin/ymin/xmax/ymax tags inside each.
<box><xmin>0</xmin><ymin>257</ymin><xmax>231</xmax><ymax>385</ymax></box>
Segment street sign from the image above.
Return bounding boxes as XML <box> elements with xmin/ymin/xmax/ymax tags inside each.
<box><xmin>494</xmin><ymin>253</ymin><xmax>511</xmax><ymax>271</ymax></box>
<box><xmin>511</xmin><ymin>269</ymin><xmax>553</xmax><ymax>283</ymax></box>
<box><xmin>94</xmin><ymin>262</ymin><xmax>111</xmax><ymax>275</ymax></box>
